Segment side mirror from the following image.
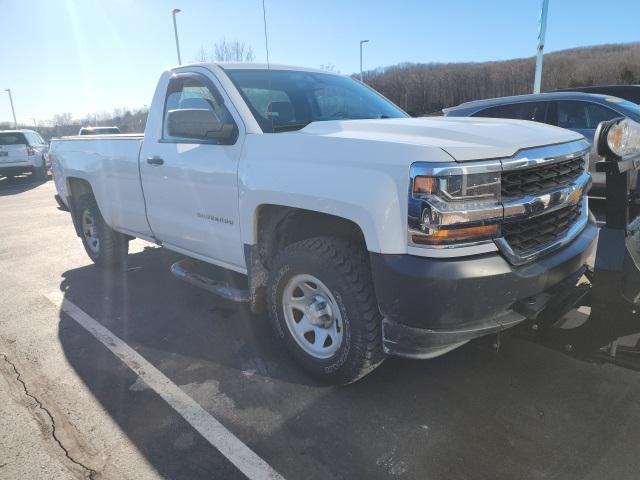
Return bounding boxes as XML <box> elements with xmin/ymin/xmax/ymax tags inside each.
<box><xmin>167</xmin><ymin>108</ymin><xmax>235</xmax><ymax>142</ymax></box>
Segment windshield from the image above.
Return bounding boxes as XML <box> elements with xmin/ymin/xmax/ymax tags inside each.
<box><xmin>225</xmin><ymin>69</ymin><xmax>407</xmax><ymax>132</ymax></box>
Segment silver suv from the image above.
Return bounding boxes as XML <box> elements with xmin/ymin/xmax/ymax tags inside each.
<box><xmin>0</xmin><ymin>129</ymin><xmax>49</xmax><ymax>181</ymax></box>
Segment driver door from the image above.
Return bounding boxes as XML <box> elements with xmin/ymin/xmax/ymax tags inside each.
<box><xmin>140</xmin><ymin>71</ymin><xmax>245</xmax><ymax>271</ymax></box>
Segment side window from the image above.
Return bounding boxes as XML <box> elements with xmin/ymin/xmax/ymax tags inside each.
<box><xmin>474</xmin><ymin>102</ymin><xmax>547</xmax><ymax>123</ymax></box>
<box><xmin>556</xmin><ymin>101</ymin><xmax>589</xmax><ymax>129</ymax></box>
<box><xmin>24</xmin><ymin>132</ymin><xmax>43</xmax><ymax>146</ymax></box>
<box><xmin>583</xmin><ymin>103</ymin><xmax>620</xmax><ymax>129</ymax></box>
<box><xmin>531</xmin><ymin>102</ymin><xmax>549</xmax><ymax>123</ymax></box>
<box><xmin>474</xmin><ymin>104</ymin><xmax>518</xmax><ymax>119</ymax></box>
<box><xmin>163</xmin><ymin>74</ymin><xmax>236</xmax><ymax>142</ymax></box>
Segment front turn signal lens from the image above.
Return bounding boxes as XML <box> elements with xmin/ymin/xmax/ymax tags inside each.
<box><xmin>413</xmin><ymin>176</ymin><xmax>437</xmax><ymax>195</ymax></box>
<box><xmin>411</xmin><ymin>224</ymin><xmax>500</xmax><ymax>245</ymax></box>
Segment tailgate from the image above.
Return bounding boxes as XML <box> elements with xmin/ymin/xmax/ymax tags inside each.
<box><xmin>0</xmin><ymin>144</ymin><xmax>28</xmax><ymax>163</ymax></box>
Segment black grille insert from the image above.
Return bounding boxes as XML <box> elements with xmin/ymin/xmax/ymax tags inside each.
<box><xmin>502</xmin><ymin>157</ymin><xmax>584</xmax><ymax>197</ymax></box>
<box><xmin>502</xmin><ymin>203</ymin><xmax>582</xmax><ymax>256</ymax></box>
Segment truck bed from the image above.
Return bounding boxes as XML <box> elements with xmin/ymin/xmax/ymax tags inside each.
<box><xmin>50</xmin><ymin>134</ymin><xmax>150</xmax><ymax>237</ymax></box>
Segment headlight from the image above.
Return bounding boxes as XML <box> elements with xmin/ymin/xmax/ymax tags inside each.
<box><xmin>409</xmin><ymin>162</ymin><xmax>502</xmax><ymax>246</ymax></box>
<box><xmin>606</xmin><ymin>118</ymin><xmax>640</xmax><ymax>158</ymax></box>
<box><xmin>413</xmin><ymin>171</ymin><xmax>500</xmax><ymax>200</ymax></box>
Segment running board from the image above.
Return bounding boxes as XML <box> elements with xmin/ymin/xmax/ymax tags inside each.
<box><xmin>170</xmin><ymin>258</ymin><xmax>250</xmax><ymax>303</ymax></box>
<box><xmin>54</xmin><ymin>194</ymin><xmax>70</xmax><ymax>212</ymax></box>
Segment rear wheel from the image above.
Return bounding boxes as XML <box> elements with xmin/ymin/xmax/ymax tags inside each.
<box><xmin>76</xmin><ymin>194</ymin><xmax>128</xmax><ymax>268</ymax></box>
<box><xmin>267</xmin><ymin>237</ymin><xmax>384</xmax><ymax>384</ymax></box>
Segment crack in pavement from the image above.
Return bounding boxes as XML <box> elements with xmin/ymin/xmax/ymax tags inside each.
<box><xmin>1</xmin><ymin>353</ymin><xmax>98</xmax><ymax>479</ymax></box>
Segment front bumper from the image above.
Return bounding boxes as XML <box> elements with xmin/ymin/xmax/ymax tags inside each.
<box><xmin>370</xmin><ymin>212</ymin><xmax>598</xmax><ymax>359</ymax></box>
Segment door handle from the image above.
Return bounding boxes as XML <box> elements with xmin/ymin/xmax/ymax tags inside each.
<box><xmin>146</xmin><ymin>156</ymin><xmax>164</xmax><ymax>166</ymax></box>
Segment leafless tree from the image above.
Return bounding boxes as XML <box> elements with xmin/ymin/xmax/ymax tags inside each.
<box><xmin>216</xmin><ymin>39</ymin><xmax>254</xmax><ymax>62</ymax></box>
<box><xmin>197</xmin><ymin>46</ymin><xmax>208</xmax><ymax>62</ymax></box>
<box><xmin>364</xmin><ymin>42</ymin><xmax>640</xmax><ymax>116</ymax></box>
<box><xmin>29</xmin><ymin>107</ymin><xmax>149</xmax><ymax>140</ymax></box>
<box><xmin>195</xmin><ymin>39</ymin><xmax>255</xmax><ymax>63</ymax></box>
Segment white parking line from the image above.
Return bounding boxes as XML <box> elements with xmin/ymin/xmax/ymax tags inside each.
<box><xmin>45</xmin><ymin>291</ymin><xmax>285</xmax><ymax>480</ymax></box>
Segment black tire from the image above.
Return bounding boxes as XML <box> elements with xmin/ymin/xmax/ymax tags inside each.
<box><xmin>267</xmin><ymin>237</ymin><xmax>384</xmax><ymax>384</ymax></box>
<box><xmin>33</xmin><ymin>160</ymin><xmax>48</xmax><ymax>181</ymax></box>
<box><xmin>75</xmin><ymin>193</ymin><xmax>128</xmax><ymax>268</ymax></box>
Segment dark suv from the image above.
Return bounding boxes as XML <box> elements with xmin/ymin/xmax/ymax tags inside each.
<box><xmin>553</xmin><ymin>85</ymin><xmax>640</xmax><ymax>105</ymax></box>
<box><xmin>444</xmin><ymin>92</ymin><xmax>640</xmax><ymax>197</ymax></box>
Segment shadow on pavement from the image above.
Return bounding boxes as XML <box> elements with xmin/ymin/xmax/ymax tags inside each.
<box><xmin>55</xmin><ymin>245</ymin><xmax>640</xmax><ymax>479</ymax></box>
<box><xmin>58</xmin><ymin>245</ymin><xmax>317</xmax><ymax>386</ymax></box>
<box><xmin>0</xmin><ymin>173</ymin><xmax>49</xmax><ymax>196</ymax></box>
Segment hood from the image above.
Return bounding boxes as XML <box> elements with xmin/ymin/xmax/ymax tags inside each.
<box><xmin>299</xmin><ymin>116</ymin><xmax>584</xmax><ymax>161</ymax></box>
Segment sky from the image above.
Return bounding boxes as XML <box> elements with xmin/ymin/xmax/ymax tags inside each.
<box><xmin>1</xmin><ymin>0</ymin><xmax>639</xmax><ymax>124</ymax></box>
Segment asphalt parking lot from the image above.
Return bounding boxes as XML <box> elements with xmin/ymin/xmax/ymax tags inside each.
<box><xmin>2</xmin><ymin>176</ymin><xmax>640</xmax><ymax>480</ymax></box>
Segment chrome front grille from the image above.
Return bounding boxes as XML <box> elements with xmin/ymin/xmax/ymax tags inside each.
<box><xmin>502</xmin><ymin>202</ymin><xmax>583</xmax><ymax>257</ymax></box>
<box><xmin>501</xmin><ymin>156</ymin><xmax>585</xmax><ymax>197</ymax></box>
<box><xmin>495</xmin><ymin>140</ymin><xmax>591</xmax><ymax>265</ymax></box>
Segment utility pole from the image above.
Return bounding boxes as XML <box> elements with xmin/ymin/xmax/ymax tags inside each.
<box><xmin>360</xmin><ymin>39</ymin><xmax>369</xmax><ymax>82</ymax></box>
<box><xmin>533</xmin><ymin>0</ymin><xmax>549</xmax><ymax>94</ymax></box>
<box><xmin>172</xmin><ymin>8</ymin><xmax>182</xmax><ymax>65</ymax></box>
<box><xmin>4</xmin><ymin>88</ymin><xmax>17</xmax><ymax>128</ymax></box>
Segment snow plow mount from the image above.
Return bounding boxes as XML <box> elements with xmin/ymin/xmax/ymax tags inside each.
<box><xmin>513</xmin><ymin>118</ymin><xmax>640</xmax><ymax>370</ymax></box>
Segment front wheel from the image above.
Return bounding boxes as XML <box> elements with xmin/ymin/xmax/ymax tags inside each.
<box><xmin>267</xmin><ymin>237</ymin><xmax>384</xmax><ymax>385</ymax></box>
<box><xmin>75</xmin><ymin>194</ymin><xmax>128</xmax><ymax>268</ymax></box>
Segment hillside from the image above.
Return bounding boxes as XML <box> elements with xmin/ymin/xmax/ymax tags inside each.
<box><xmin>364</xmin><ymin>42</ymin><xmax>640</xmax><ymax>115</ymax></box>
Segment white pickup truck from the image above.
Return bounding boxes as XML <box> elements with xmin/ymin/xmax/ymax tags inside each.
<box><xmin>50</xmin><ymin>63</ymin><xmax>597</xmax><ymax>384</ymax></box>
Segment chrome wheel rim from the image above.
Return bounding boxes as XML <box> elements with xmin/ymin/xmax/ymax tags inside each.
<box><xmin>81</xmin><ymin>210</ymin><xmax>100</xmax><ymax>254</ymax></box>
<box><xmin>282</xmin><ymin>274</ymin><xmax>344</xmax><ymax>359</ymax></box>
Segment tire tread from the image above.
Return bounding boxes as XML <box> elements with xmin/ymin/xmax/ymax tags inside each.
<box><xmin>268</xmin><ymin>236</ymin><xmax>384</xmax><ymax>384</ymax></box>
<box><xmin>76</xmin><ymin>193</ymin><xmax>128</xmax><ymax>268</ymax></box>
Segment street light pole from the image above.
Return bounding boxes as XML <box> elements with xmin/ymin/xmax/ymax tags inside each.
<box><xmin>533</xmin><ymin>0</ymin><xmax>549</xmax><ymax>94</ymax></box>
<box><xmin>4</xmin><ymin>89</ymin><xmax>17</xmax><ymax>128</ymax></box>
<box><xmin>360</xmin><ymin>39</ymin><xmax>369</xmax><ymax>82</ymax></box>
<box><xmin>172</xmin><ymin>8</ymin><xmax>182</xmax><ymax>65</ymax></box>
